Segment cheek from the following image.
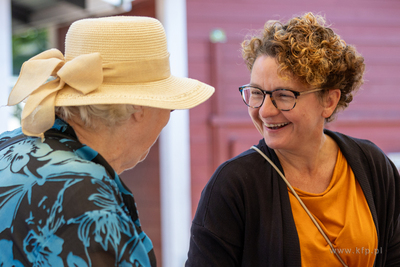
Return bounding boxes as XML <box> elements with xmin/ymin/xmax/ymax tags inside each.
<box><xmin>248</xmin><ymin>108</ymin><xmax>259</xmax><ymax>121</ymax></box>
<box><xmin>289</xmin><ymin>108</ymin><xmax>322</xmax><ymax>132</ymax></box>
<box><xmin>156</xmin><ymin>111</ymin><xmax>171</xmax><ymax>131</ymax></box>
<box><xmin>248</xmin><ymin>108</ymin><xmax>264</xmax><ymax>133</ymax></box>
<box><xmin>165</xmin><ymin>113</ymin><xmax>171</xmax><ymax>126</ymax></box>
<box><xmin>160</xmin><ymin>113</ymin><xmax>170</xmax><ymax>130</ymax></box>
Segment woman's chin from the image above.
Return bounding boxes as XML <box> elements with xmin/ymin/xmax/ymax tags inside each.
<box><xmin>139</xmin><ymin>150</ymin><xmax>150</xmax><ymax>162</ymax></box>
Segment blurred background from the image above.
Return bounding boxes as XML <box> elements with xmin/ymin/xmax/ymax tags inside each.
<box><xmin>1</xmin><ymin>0</ymin><xmax>400</xmax><ymax>266</ymax></box>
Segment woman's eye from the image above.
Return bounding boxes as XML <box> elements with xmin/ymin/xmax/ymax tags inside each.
<box><xmin>250</xmin><ymin>90</ymin><xmax>263</xmax><ymax>95</ymax></box>
<box><xmin>279</xmin><ymin>93</ymin><xmax>291</xmax><ymax>97</ymax></box>
<box><xmin>275</xmin><ymin>91</ymin><xmax>294</xmax><ymax>98</ymax></box>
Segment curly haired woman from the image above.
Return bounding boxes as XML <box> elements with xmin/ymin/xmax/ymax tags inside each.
<box><xmin>186</xmin><ymin>12</ymin><xmax>400</xmax><ymax>267</ymax></box>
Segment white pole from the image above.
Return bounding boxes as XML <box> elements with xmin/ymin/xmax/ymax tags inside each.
<box><xmin>157</xmin><ymin>0</ymin><xmax>192</xmax><ymax>266</ymax></box>
<box><xmin>0</xmin><ymin>0</ymin><xmax>13</xmax><ymax>133</ymax></box>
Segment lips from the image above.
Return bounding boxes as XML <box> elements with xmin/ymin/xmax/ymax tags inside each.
<box><xmin>264</xmin><ymin>122</ymin><xmax>290</xmax><ymax>130</ymax></box>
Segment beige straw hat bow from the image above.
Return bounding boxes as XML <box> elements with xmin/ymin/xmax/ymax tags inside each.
<box><xmin>8</xmin><ymin>16</ymin><xmax>215</xmax><ymax>139</ymax></box>
<box><xmin>8</xmin><ymin>49</ymin><xmax>103</xmax><ymax>139</ymax></box>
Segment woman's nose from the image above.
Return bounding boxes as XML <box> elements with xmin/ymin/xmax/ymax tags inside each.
<box><xmin>258</xmin><ymin>96</ymin><xmax>280</xmax><ymax>117</ymax></box>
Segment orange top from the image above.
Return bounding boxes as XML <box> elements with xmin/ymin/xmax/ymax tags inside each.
<box><xmin>288</xmin><ymin>149</ymin><xmax>378</xmax><ymax>267</ymax></box>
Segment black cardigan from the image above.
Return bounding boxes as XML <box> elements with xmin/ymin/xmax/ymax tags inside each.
<box><xmin>186</xmin><ymin>129</ymin><xmax>400</xmax><ymax>266</ymax></box>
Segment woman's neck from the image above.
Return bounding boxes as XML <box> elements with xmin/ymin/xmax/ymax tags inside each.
<box><xmin>67</xmin><ymin>117</ymin><xmax>131</xmax><ymax>174</ymax></box>
<box><xmin>274</xmin><ymin>134</ymin><xmax>339</xmax><ymax>193</ymax></box>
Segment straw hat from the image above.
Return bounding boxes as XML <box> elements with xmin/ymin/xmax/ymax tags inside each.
<box><xmin>8</xmin><ymin>16</ymin><xmax>215</xmax><ymax>139</ymax></box>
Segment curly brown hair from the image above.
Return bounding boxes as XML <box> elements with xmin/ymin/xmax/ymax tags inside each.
<box><xmin>241</xmin><ymin>12</ymin><xmax>365</xmax><ymax>122</ymax></box>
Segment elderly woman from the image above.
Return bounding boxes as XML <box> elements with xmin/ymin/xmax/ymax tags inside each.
<box><xmin>0</xmin><ymin>16</ymin><xmax>214</xmax><ymax>266</ymax></box>
<box><xmin>186</xmin><ymin>12</ymin><xmax>400</xmax><ymax>267</ymax></box>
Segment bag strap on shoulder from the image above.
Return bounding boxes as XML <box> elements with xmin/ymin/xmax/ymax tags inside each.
<box><xmin>251</xmin><ymin>145</ymin><xmax>348</xmax><ymax>267</ymax></box>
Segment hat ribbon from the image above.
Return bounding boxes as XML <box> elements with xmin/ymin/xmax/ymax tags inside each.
<box><xmin>8</xmin><ymin>48</ymin><xmax>103</xmax><ymax>140</ymax></box>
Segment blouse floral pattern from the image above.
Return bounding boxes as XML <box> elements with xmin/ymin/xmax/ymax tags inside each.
<box><xmin>0</xmin><ymin>118</ymin><xmax>156</xmax><ymax>266</ymax></box>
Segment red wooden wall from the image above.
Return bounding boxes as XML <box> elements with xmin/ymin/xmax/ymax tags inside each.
<box><xmin>186</xmin><ymin>0</ymin><xmax>400</xmax><ymax>216</ymax></box>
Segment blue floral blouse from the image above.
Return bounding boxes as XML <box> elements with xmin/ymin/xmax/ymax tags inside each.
<box><xmin>0</xmin><ymin>118</ymin><xmax>156</xmax><ymax>266</ymax></box>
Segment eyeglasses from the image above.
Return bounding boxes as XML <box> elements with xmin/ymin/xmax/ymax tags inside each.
<box><xmin>239</xmin><ymin>85</ymin><xmax>323</xmax><ymax>111</ymax></box>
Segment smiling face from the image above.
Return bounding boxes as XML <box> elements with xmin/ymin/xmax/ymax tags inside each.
<box><xmin>248</xmin><ymin>55</ymin><xmax>327</xmax><ymax>153</ymax></box>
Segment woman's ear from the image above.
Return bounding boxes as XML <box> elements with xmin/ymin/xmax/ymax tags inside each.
<box><xmin>132</xmin><ymin>105</ymin><xmax>145</xmax><ymax>122</ymax></box>
<box><xmin>322</xmin><ymin>89</ymin><xmax>341</xmax><ymax>119</ymax></box>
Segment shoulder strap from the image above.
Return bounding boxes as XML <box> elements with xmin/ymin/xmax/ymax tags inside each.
<box><xmin>251</xmin><ymin>145</ymin><xmax>348</xmax><ymax>267</ymax></box>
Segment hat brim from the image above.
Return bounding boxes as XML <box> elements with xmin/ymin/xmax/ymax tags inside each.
<box><xmin>55</xmin><ymin>76</ymin><xmax>215</xmax><ymax>110</ymax></box>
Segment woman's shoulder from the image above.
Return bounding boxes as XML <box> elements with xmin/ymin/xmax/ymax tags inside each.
<box><xmin>215</xmin><ymin>142</ymin><xmax>271</xmax><ymax>177</ymax></box>
<box><xmin>325</xmin><ymin>129</ymin><xmax>386</xmax><ymax>157</ymax></box>
<box><xmin>0</xmin><ymin>127</ymin><xmax>23</xmax><ymax>143</ymax></box>
<box><xmin>325</xmin><ymin>129</ymin><xmax>398</xmax><ymax>182</ymax></box>
<box><xmin>203</xmin><ymin>139</ymin><xmax>276</xmax><ymax>194</ymax></box>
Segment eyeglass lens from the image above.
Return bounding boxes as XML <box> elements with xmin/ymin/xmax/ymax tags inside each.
<box><xmin>241</xmin><ymin>87</ymin><xmax>296</xmax><ymax>110</ymax></box>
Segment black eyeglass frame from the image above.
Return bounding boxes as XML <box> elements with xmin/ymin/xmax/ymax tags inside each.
<box><xmin>238</xmin><ymin>85</ymin><xmax>323</xmax><ymax>111</ymax></box>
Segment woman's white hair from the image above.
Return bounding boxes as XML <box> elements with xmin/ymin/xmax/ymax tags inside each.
<box><xmin>55</xmin><ymin>104</ymin><xmax>137</xmax><ymax>129</ymax></box>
